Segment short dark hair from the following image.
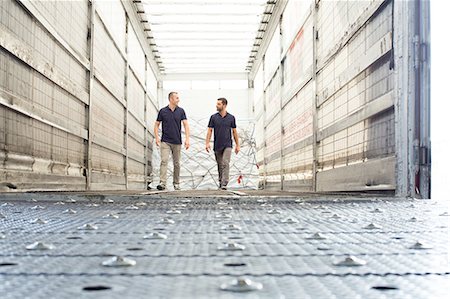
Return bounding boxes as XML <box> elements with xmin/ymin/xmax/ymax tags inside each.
<box><xmin>168</xmin><ymin>91</ymin><xmax>177</xmax><ymax>100</ymax></box>
<box><xmin>217</xmin><ymin>97</ymin><xmax>227</xmax><ymax>105</ymax></box>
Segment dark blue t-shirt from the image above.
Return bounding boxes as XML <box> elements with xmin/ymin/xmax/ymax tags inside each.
<box><xmin>157</xmin><ymin>106</ymin><xmax>187</xmax><ymax>145</ymax></box>
<box><xmin>208</xmin><ymin>112</ymin><xmax>236</xmax><ymax>151</ymax></box>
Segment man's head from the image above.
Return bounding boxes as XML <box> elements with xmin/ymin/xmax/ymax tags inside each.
<box><xmin>168</xmin><ymin>92</ymin><xmax>179</xmax><ymax>106</ymax></box>
<box><xmin>216</xmin><ymin>97</ymin><xmax>228</xmax><ymax>112</ymax></box>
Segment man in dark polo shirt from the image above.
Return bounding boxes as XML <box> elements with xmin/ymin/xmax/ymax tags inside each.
<box><xmin>154</xmin><ymin>92</ymin><xmax>190</xmax><ymax>191</ymax></box>
<box><xmin>205</xmin><ymin>98</ymin><xmax>240</xmax><ymax>190</ymax></box>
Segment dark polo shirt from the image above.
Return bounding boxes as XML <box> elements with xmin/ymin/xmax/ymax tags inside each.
<box><xmin>208</xmin><ymin>112</ymin><xmax>236</xmax><ymax>151</ymax></box>
<box><xmin>156</xmin><ymin>105</ymin><xmax>187</xmax><ymax>145</ymax></box>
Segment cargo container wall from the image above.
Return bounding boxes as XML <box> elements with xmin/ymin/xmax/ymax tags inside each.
<box><xmin>251</xmin><ymin>0</ymin><xmax>430</xmax><ymax>197</ymax></box>
<box><xmin>0</xmin><ymin>0</ymin><xmax>160</xmax><ymax>191</ymax></box>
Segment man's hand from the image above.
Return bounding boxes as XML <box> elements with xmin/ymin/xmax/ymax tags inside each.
<box><xmin>235</xmin><ymin>145</ymin><xmax>240</xmax><ymax>155</ymax></box>
<box><xmin>155</xmin><ymin>138</ymin><xmax>161</xmax><ymax>147</ymax></box>
<box><xmin>206</xmin><ymin>143</ymin><xmax>211</xmax><ymax>153</ymax></box>
<box><xmin>185</xmin><ymin>139</ymin><xmax>190</xmax><ymax>150</ymax></box>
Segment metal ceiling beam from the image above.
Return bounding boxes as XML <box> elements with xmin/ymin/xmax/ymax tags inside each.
<box><xmin>162</xmin><ymin>72</ymin><xmax>249</xmax><ymax>80</ymax></box>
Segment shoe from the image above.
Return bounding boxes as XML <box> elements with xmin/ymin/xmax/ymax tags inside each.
<box><xmin>157</xmin><ymin>184</ymin><xmax>166</xmax><ymax>190</ymax></box>
<box><xmin>147</xmin><ymin>184</ymin><xmax>152</xmax><ymax>191</ymax></box>
<box><xmin>220</xmin><ymin>186</ymin><xmax>227</xmax><ymax>190</ymax></box>
<box><xmin>173</xmin><ymin>184</ymin><xmax>181</xmax><ymax>191</ymax></box>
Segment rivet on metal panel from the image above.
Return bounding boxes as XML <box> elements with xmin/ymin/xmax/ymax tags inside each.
<box><xmin>65</xmin><ymin>198</ymin><xmax>77</xmax><ymax>203</ymax></box>
<box><xmin>78</xmin><ymin>224</ymin><xmax>98</xmax><ymax>230</ymax></box>
<box><xmin>143</xmin><ymin>232</ymin><xmax>167</xmax><ymax>239</ymax></box>
<box><xmin>30</xmin><ymin>205</ymin><xmax>45</xmax><ymax>210</ymax></box>
<box><xmin>221</xmin><ymin>224</ymin><xmax>242</xmax><ymax>231</ymax></box>
<box><xmin>218</xmin><ymin>242</ymin><xmax>246</xmax><ymax>251</ymax></box>
<box><xmin>409</xmin><ymin>241</ymin><xmax>433</xmax><ymax>250</ymax></box>
<box><xmin>281</xmin><ymin>217</ymin><xmax>299</xmax><ymax>224</ymax></box>
<box><xmin>125</xmin><ymin>205</ymin><xmax>139</xmax><ymax>210</ymax></box>
<box><xmin>103</xmin><ymin>214</ymin><xmax>119</xmax><ymax>219</ymax></box>
<box><xmin>306</xmin><ymin>232</ymin><xmax>327</xmax><ymax>240</ymax></box>
<box><xmin>363</xmin><ymin>223</ymin><xmax>382</xmax><ymax>229</ymax></box>
<box><xmin>220</xmin><ymin>277</ymin><xmax>263</xmax><ymax>292</ymax></box>
<box><xmin>30</xmin><ymin>218</ymin><xmax>48</xmax><ymax>224</ymax></box>
<box><xmin>315</xmin><ymin>205</ymin><xmax>328</xmax><ymax>209</ymax></box>
<box><xmin>26</xmin><ymin>242</ymin><xmax>54</xmax><ymax>250</ymax></box>
<box><xmin>333</xmin><ymin>256</ymin><xmax>367</xmax><ymax>266</ymax></box>
<box><xmin>219</xmin><ymin>206</ymin><xmax>233</xmax><ymax>210</ymax></box>
<box><xmin>216</xmin><ymin>212</ymin><xmax>232</xmax><ymax>219</ymax></box>
<box><xmin>159</xmin><ymin>218</ymin><xmax>175</xmax><ymax>224</ymax></box>
<box><xmin>101</xmin><ymin>256</ymin><xmax>136</xmax><ymax>267</ymax></box>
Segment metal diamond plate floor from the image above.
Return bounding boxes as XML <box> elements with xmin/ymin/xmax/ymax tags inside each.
<box><xmin>1</xmin><ymin>192</ymin><xmax>449</xmax><ymax>298</ymax></box>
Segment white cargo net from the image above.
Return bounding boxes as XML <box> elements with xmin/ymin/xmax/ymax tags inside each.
<box><xmin>151</xmin><ymin>118</ymin><xmax>259</xmax><ymax>190</ymax></box>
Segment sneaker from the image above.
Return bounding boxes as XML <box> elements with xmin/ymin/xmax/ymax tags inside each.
<box><xmin>147</xmin><ymin>184</ymin><xmax>152</xmax><ymax>191</ymax></box>
<box><xmin>157</xmin><ymin>184</ymin><xmax>166</xmax><ymax>191</ymax></box>
<box><xmin>173</xmin><ymin>184</ymin><xmax>181</xmax><ymax>191</ymax></box>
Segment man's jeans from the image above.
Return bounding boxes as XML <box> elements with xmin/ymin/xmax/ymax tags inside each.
<box><xmin>160</xmin><ymin>142</ymin><xmax>181</xmax><ymax>186</ymax></box>
<box><xmin>214</xmin><ymin>147</ymin><xmax>232</xmax><ymax>187</ymax></box>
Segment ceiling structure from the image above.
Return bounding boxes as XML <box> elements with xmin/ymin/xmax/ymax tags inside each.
<box><xmin>132</xmin><ymin>0</ymin><xmax>277</xmax><ymax>74</ymax></box>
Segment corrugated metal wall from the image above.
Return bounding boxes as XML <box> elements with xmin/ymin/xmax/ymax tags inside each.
<box><xmin>254</xmin><ymin>0</ymin><xmax>402</xmax><ymax>193</ymax></box>
<box><xmin>0</xmin><ymin>0</ymin><xmax>159</xmax><ymax>191</ymax></box>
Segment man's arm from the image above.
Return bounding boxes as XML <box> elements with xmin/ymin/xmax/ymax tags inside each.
<box><xmin>154</xmin><ymin>121</ymin><xmax>161</xmax><ymax>146</ymax></box>
<box><xmin>205</xmin><ymin>127</ymin><xmax>213</xmax><ymax>152</ymax></box>
<box><xmin>182</xmin><ymin>119</ymin><xmax>190</xmax><ymax>150</ymax></box>
<box><xmin>232</xmin><ymin>128</ymin><xmax>240</xmax><ymax>154</ymax></box>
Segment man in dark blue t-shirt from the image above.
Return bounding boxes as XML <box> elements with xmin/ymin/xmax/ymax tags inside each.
<box><xmin>206</xmin><ymin>98</ymin><xmax>240</xmax><ymax>190</ymax></box>
<box><xmin>154</xmin><ymin>92</ymin><xmax>190</xmax><ymax>191</ymax></box>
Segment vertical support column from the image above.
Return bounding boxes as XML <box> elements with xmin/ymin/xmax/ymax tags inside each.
<box><xmin>262</xmin><ymin>61</ymin><xmax>267</xmax><ymax>189</ymax></box>
<box><xmin>394</xmin><ymin>0</ymin><xmax>415</xmax><ymax>197</ymax></box>
<box><xmin>143</xmin><ymin>58</ymin><xmax>149</xmax><ymax>190</ymax></box>
<box><xmin>417</xmin><ymin>0</ymin><xmax>431</xmax><ymax>198</ymax></box>
<box><xmin>124</xmin><ymin>16</ymin><xmax>129</xmax><ymax>190</ymax></box>
<box><xmin>312</xmin><ymin>0</ymin><xmax>319</xmax><ymax>192</ymax></box>
<box><xmin>86</xmin><ymin>0</ymin><xmax>96</xmax><ymax>190</ymax></box>
<box><xmin>279</xmin><ymin>21</ymin><xmax>285</xmax><ymax>191</ymax></box>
